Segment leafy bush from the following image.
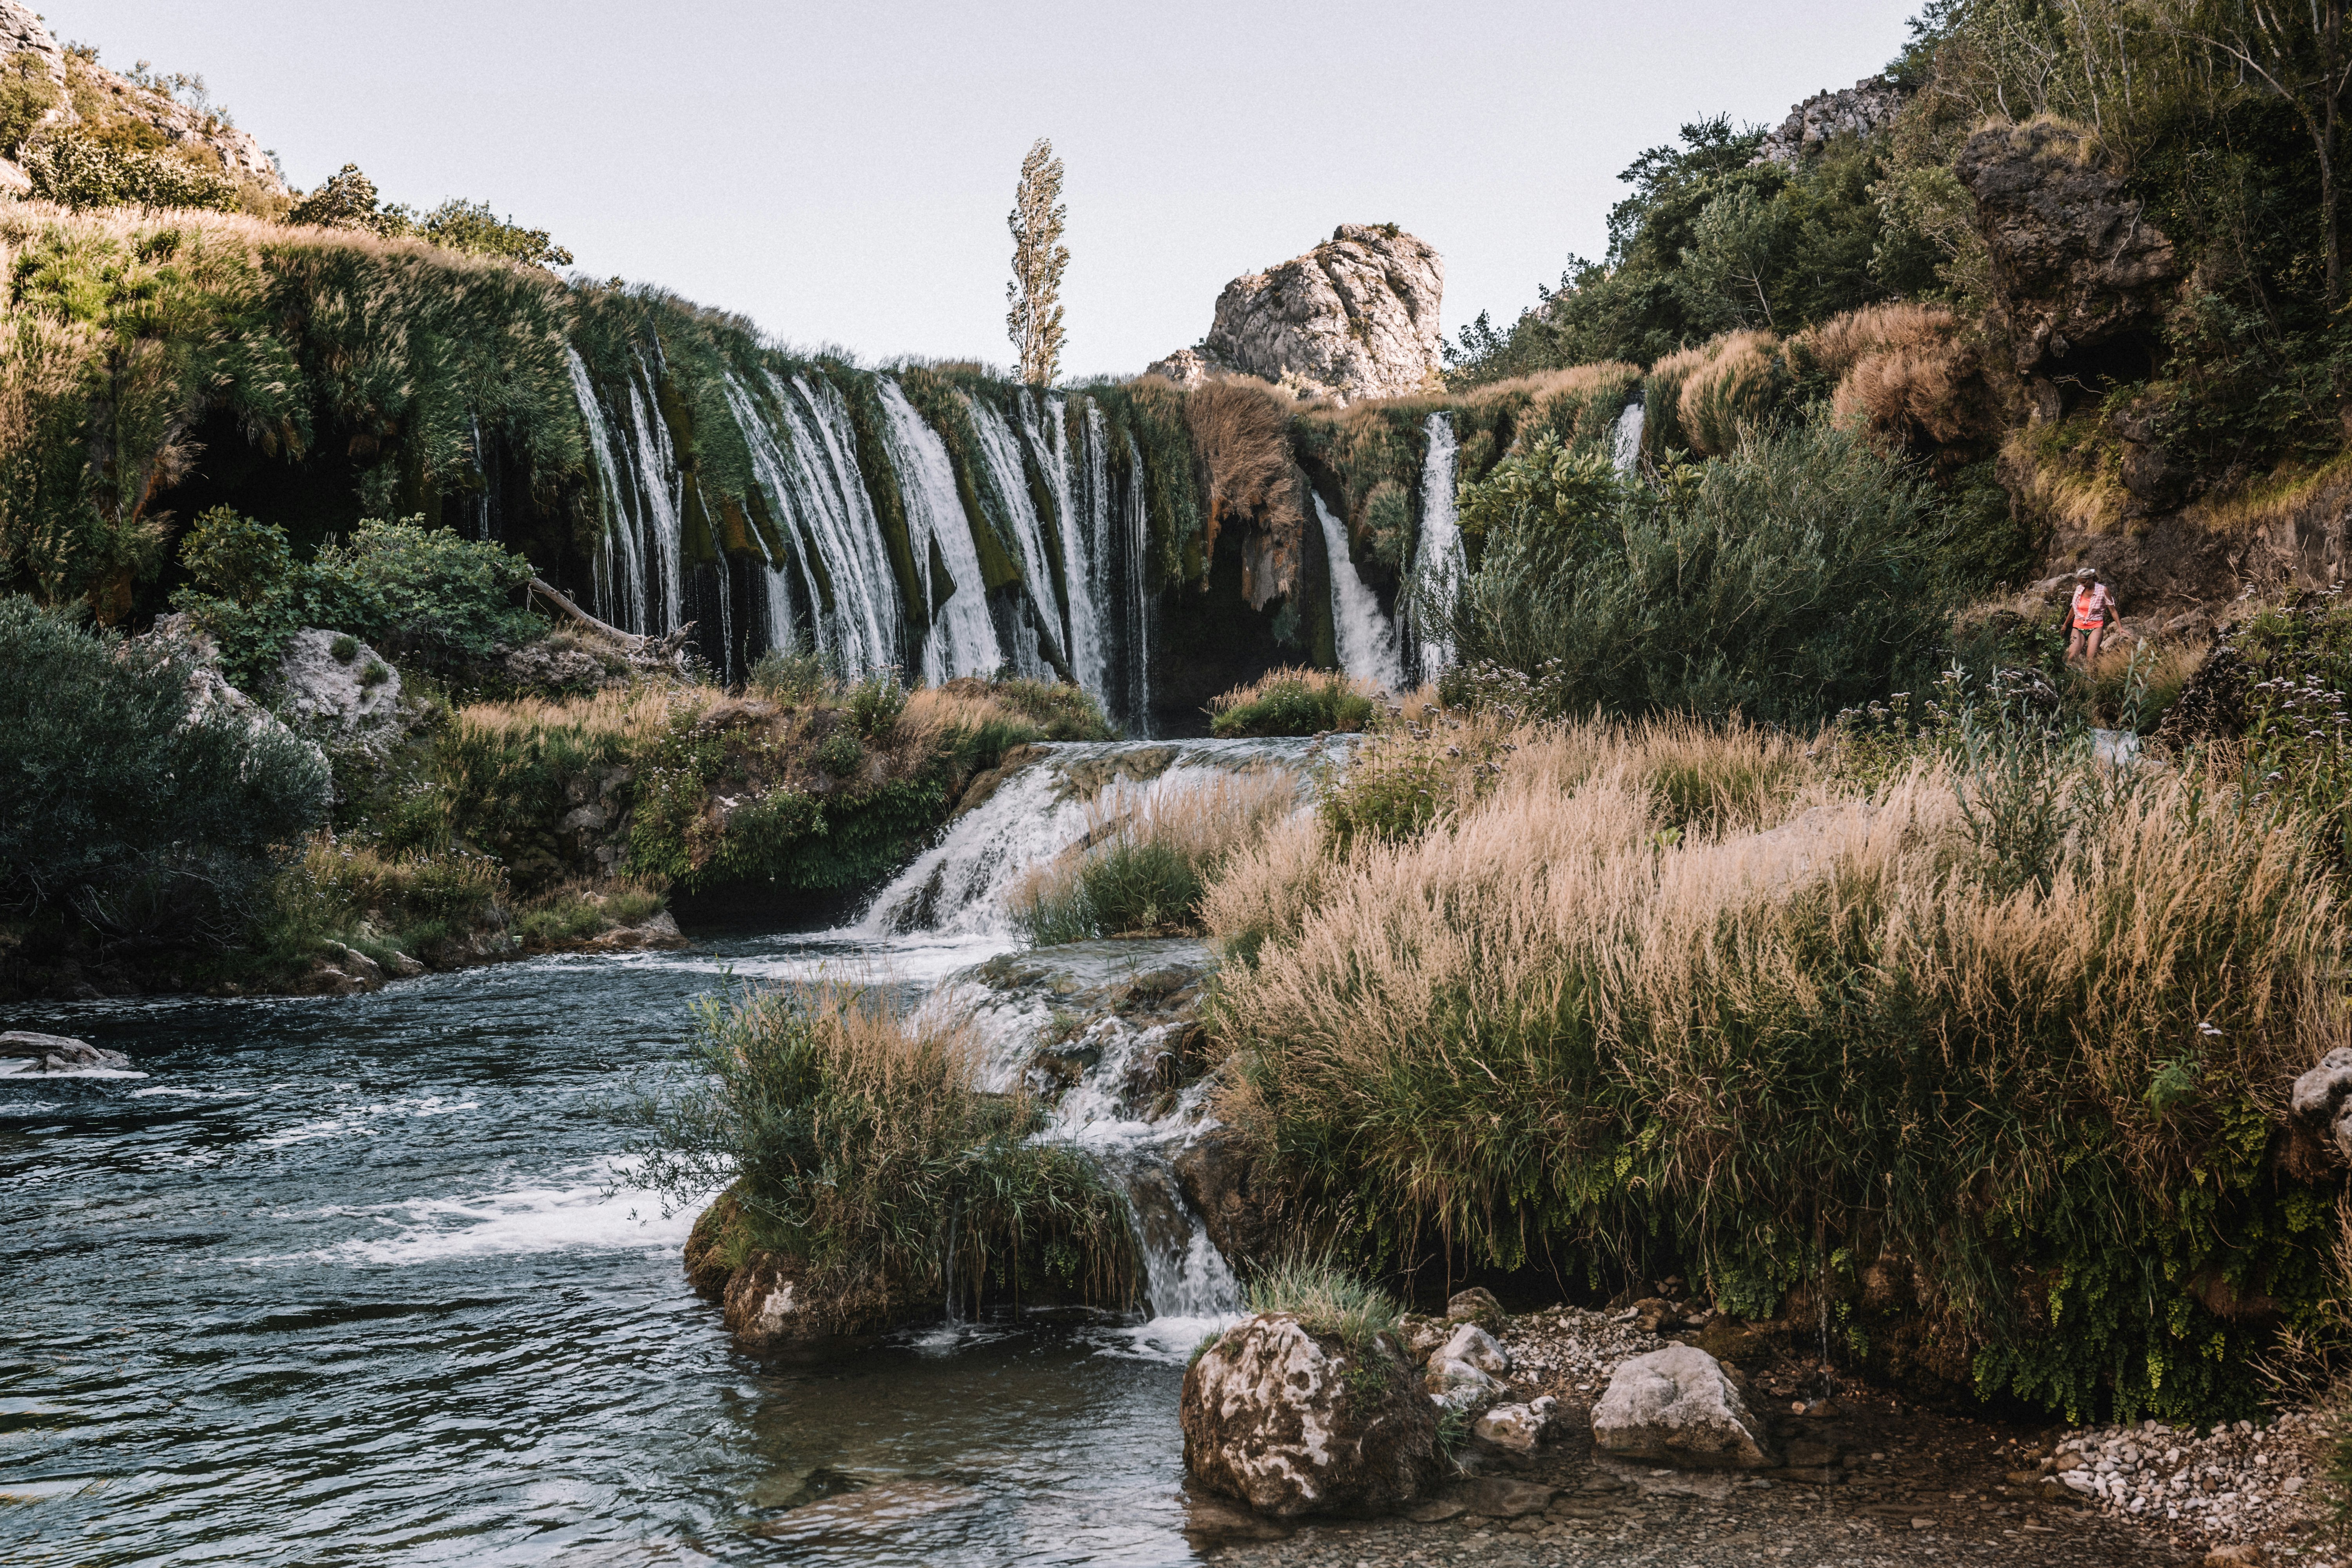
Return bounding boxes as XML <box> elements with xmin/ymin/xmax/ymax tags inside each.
<box><xmin>845</xmin><ymin>668</ymin><xmax>907</xmax><ymax>740</ymax></box>
<box><xmin>21</xmin><ymin>130</ymin><xmax>240</xmax><ymax>211</ymax></box>
<box><xmin>748</xmin><ymin>643</ymin><xmax>828</xmax><ymax>704</ymax></box>
<box><xmin>0</xmin><ymin>51</ymin><xmax>60</xmax><ymax>158</ymax></box>
<box><xmin>286</xmin><ymin>163</ymin><xmax>415</xmax><ymax>236</ymax></box>
<box><xmin>626</xmin><ymin>982</ymin><xmax>1136</xmax><ymax>1319</ymax></box>
<box><xmin>1440</xmin><ymin>419</ymin><xmax>1950</xmax><ymax>727</ymax></box>
<box><xmin>173</xmin><ymin>510</ymin><xmax>541</xmax><ymax>687</ymax></box>
<box><xmin>419</xmin><ymin>199</ymin><xmax>573</xmax><ymax>269</ymax></box>
<box><xmin>1209</xmin><ymin>668</ymin><xmax>1377</xmax><ymax>737</ymax></box>
<box><xmin>0</xmin><ymin>596</ymin><xmax>327</xmax><ymax>940</ymax></box>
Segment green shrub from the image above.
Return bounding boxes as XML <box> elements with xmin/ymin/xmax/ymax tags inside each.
<box><xmin>173</xmin><ymin>510</ymin><xmax>541</xmax><ymax>687</ymax></box>
<box><xmin>1209</xmin><ymin>668</ymin><xmax>1377</xmax><ymax>738</ymax></box>
<box><xmin>0</xmin><ymin>596</ymin><xmax>327</xmax><ymax>940</ymax></box>
<box><xmin>625</xmin><ymin>982</ymin><xmax>1137</xmax><ymax>1318</ymax></box>
<box><xmin>846</xmin><ymin>668</ymin><xmax>908</xmax><ymax>740</ymax></box>
<box><xmin>1440</xmin><ymin>419</ymin><xmax>1950</xmax><ymax>727</ymax></box>
<box><xmin>419</xmin><ymin>199</ymin><xmax>573</xmax><ymax>269</ymax></box>
<box><xmin>813</xmin><ymin>728</ymin><xmax>865</xmax><ymax>777</ymax></box>
<box><xmin>21</xmin><ymin>130</ymin><xmax>241</xmax><ymax>211</ymax></box>
<box><xmin>329</xmin><ymin>633</ymin><xmax>359</xmax><ymax>663</ymax></box>
<box><xmin>0</xmin><ymin>51</ymin><xmax>60</xmax><ymax>158</ymax></box>
<box><xmin>748</xmin><ymin>643</ymin><xmax>828</xmax><ymax>704</ymax></box>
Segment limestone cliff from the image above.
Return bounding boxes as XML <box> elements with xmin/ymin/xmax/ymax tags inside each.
<box><xmin>1150</xmin><ymin>223</ymin><xmax>1444</xmax><ymax>404</ymax></box>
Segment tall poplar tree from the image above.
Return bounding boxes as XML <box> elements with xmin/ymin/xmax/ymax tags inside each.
<box><xmin>1005</xmin><ymin>139</ymin><xmax>1069</xmax><ymax>386</ymax></box>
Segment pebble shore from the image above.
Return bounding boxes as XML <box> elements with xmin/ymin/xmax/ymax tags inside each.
<box><xmin>1188</xmin><ymin>1304</ymin><xmax>2345</xmax><ymax>1568</ymax></box>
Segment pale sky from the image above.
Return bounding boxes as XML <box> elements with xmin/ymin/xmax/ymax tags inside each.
<box><xmin>62</xmin><ymin>0</ymin><xmax>1916</xmax><ymax>379</ymax></box>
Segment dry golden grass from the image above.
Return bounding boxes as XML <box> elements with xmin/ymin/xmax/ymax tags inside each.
<box><xmin>1789</xmin><ymin>302</ymin><xmax>1956</xmax><ymax>383</ymax></box>
<box><xmin>1186</xmin><ymin>379</ymin><xmax>1305</xmax><ymax>559</ymax></box>
<box><xmin>452</xmin><ymin>685</ymin><xmax>720</xmax><ymax>747</ymax></box>
<box><xmin>1677</xmin><ymin>329</ymin><xmax>1780</xmax><ymax>457</ymax></box>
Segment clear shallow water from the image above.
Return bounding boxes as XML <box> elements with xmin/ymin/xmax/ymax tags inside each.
<box><xmin>0</xmin><ymin>933</ymin><xmax>1210</xmax><ymax>1567</ymax></box>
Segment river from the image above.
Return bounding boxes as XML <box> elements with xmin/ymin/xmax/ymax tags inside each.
<box><xmin>0</xmin><ymin>737</ymin><xmax>1339</xmax><ymax>1567</ymax></box>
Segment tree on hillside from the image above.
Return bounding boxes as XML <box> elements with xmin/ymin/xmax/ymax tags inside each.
<box><xmin>287</xmin><ymin>163</ymin><xmax>415</xmax><ymax>236</ymax></box>
<box><xmin>421</xmin><ymin>199</ymin><xmax>573</xmax><ymax>269</ymax></box>
<box><xmin>2173</xmin><ymin>0</ymin><xmax>2352</xmax><ymax>309</ymax></box>
<box><xmin>1005</xmin><ymin>138</ymin><xmax>1069</xmax><ymax>386</ymax></box>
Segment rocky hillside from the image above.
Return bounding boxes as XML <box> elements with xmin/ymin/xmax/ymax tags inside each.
<box><xmin>0</xmin><ymin>0</ymin><xmax>285</xmax><ymax>201</ymax></box>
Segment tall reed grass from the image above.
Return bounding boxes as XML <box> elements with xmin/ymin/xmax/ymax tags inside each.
<box><xmin>1206</xmin><ymin>715</ymin><xmax>2351</xmax><ymax>1420</ymax></box>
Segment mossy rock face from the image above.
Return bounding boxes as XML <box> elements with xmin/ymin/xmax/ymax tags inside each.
<box><xmin>684</xmin><ymin>1190</ymin><xmax>745</xmax><ymax>1301</ymax></box>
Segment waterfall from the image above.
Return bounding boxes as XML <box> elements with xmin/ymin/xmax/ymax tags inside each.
<box><xmin>877</xmin><ymin>381</ymin><xmax>1003</xmax><ymax>684</ymax></box>
<box><xmin>567</xmin><ymin>348</ymin><xmax>647</xmax><ymax>634</ymax></box>
<box><xmin>623</xmin><ymin>363</ymin><xmax>687</xmax><ymax>638</ymax></box>
<box><xmin>560</xmin><ymin>359</ymin><xmax>1155</xmax><ymax>721</ymax></box>
<box><xmin>857</xmin><ymin>735</ymin><xmax>1332</xmax><ymax>940</ymax></box>
<box><xmin>1119</xmin><ymin>431</ymin><xmax>1152</xmax><ymax>738</ymax></box>
<box><xmin>1040</xmin><ymin>396</ymin><xmax>1107</xmax><ymax>703</ymax></box>
<box><xmin>1313</xmin><ymin>493</ymin><xmax>1405</xmax><ymax>693</ymax></box>
<box><xmin>886</xmin><ymin>737</ymin><xmax>1344</xmax><ymax>1331</ymax></box>
<box><xmin>1414</xmin><ymin>412</ymin><xmax>1463</xmax><ymax>684</ymax></box>
<box><xmin>1613</xmin><ymin>400</ymin><xmax>1646</xmax><ymax>476</ymax></box>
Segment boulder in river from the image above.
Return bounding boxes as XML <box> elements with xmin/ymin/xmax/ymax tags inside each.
<box><xmin>1182</xmin><ymin>1312</ymin><xmax>1444</xmax><ymax>1517</ymax></box>
<box><xmin>1592</xmin><ymin>1343</ymin><xmax>1774</xmax><ymax>1469</ymax></box>
<box><xmin>0</xmin><ymin>1031</ymin><xmax>132</xmax><ymax>1074</ymax></box>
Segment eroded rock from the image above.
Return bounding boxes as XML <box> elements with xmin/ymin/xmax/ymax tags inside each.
<box><xmin>2291</xmin><ymin>1047</ymin><xmax>2352</xmax><ymax>1162</ymax></box>
<box><xmin>1472</xmin><ymin>1397</ymin><xmax>1559</xmax><ymax>1456</ymax></box>
<box><xmin>0</xmin><ymin>1031</ymin><xmax>132</xmax><ymax>1074</ymax></box>
<box><xmin>1444</xmin><ymin>1286</ymin><xmax>1506</xmax><ymax>1334</ymax></box>
<box><xmin>274</xmin><ymin>629</ymin><xmax>403</xmax><ymax>752</ymax></box>
<box><xmin>1160</xmin><ymin>225</ymin><xmax>1444</xmax><ymax>403</ymax></box>
<box><xmin>1182</xmin><ymin>1312</ymin><xmax>1443</xmax><ymax>1517</ymax></box>
<box><xmin>1591</xmin><ymin>1344</ymin><xmax>1774</xmax><ymax>1469</ymax></box>
<box><xmin>1954</xmin><ymin>120</ymin><xmax>2178</xmax><ymax>385</ymax></box>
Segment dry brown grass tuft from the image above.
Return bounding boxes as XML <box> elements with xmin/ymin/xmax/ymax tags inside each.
<box><xmin>453</xmin><ymin>686</ymin><xmax>719</xmax><ymax>748</ymax></box>
<box><xmin>1186</xmin><ymin>379</ymin><xmax>1305</xmax><ymax>561</ymax></box>
<box><xmin>1676</xmin><ymin>329</ymin><xmax>1780</xmax><ymax>457</ymax></box>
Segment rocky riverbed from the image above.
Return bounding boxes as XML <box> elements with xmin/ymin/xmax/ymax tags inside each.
<box><xmin>1190</xmin><ymin>1303</ymin><xmax>2347</xmax><ymax>1568</ymax></box>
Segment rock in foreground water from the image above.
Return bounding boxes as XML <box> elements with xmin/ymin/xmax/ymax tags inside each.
<box><xmin>1183</xmin><ymin>1312</ymin><xmax>1443</xmax><ymax>1517</ymax></box>
<box><xmin>0</xmin><ymin>1032</ymin><xmax>131</xmax><ymax>1073</ymax></box>
<box><xmin>1592</xmin><ymin>1344</ymin><xmax>1774</xmax><ymax>1469</ymax></box>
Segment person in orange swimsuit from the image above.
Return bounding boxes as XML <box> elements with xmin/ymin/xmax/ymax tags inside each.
<box><xmin>2065</xmin><ymin>566</ymin><xmax>2116</xmax><ymax>666</ymax></box>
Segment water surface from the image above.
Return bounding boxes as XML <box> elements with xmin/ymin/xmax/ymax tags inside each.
<box><xmin>1</xmin><ymin>933</ymin><xmax>1209</xmax><ymax>1566</ymax></box>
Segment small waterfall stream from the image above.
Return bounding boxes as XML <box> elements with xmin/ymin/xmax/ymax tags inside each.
<box><xmin>1414</xmin><ymin>412</ymin><xmax>1463</xmax><ymax>684</ymax></box>
<box><xmin>1313</xmin><ymin>493</ymin><xmax>1405</xmax><ymax>693</ymax></box>
<box><xmin>1613</xmin><ymin>399</ymin><xmax>1646</xmax><ymax>475</ymax></box>
<box><xmin>858</xmin><ymin>737</ymin><xmax>1337</xmax><ymax>1327</ymax></box>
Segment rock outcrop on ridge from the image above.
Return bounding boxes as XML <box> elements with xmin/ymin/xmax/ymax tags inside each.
<box><xmin>1148</xmin><ymin>224</ymin><xmax>1445</xmax><ymax>404</ymax></box>
<box><xmin>0</xmin><ymin>0</ymin><xmax>287</xmax><ymax>196</ymax></box>
<box><xmin>1755</xmin><ymin>76</ymin><xmax>1908</xmax><ymax>164</ymax></box>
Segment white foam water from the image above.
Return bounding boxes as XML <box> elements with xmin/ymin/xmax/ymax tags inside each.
<box><xmin>1612</xmin><ymin>399</ymin><xmax>1646</xmax><ymax>476</ymax></box>
<box><xmin>249</xmin><ymin>1164</ymin><xmax>705</xmax><ymax>1267</ymax></box>
<box><xmin>1314</xmin><ymin>492</ymin><xmax>1405</xmax><ymax>693</ymax></box>
<box><xmin>1414</xmin><ymin>411</ymin><xmax>1463</xmax><ymax>683</ymax></box>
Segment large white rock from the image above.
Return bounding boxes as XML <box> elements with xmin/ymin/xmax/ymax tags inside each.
<box><xmin>1591</xmin><ymin>1344</ymin><xmax>1774</xmax><ymax>1470</ymax></box>
<box><xmin>1182</xmin><ymin>1312</ymin><xmax>1443</xmax><ymax>1517</ymax></box>
<box><xmin>275</xmin><ymin>629</ymin><xmax>403</xmax><ymax>750</ymax></box>
<box><xmin>1176</xmin><ymin>224</ymin><xmax>1444</xmax><ymax>404</ymax></box>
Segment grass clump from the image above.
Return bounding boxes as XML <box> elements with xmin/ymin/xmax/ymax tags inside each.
<box><xmin>1247</xmin><ymin>1254</ymin><xmax>1403</xmax><ymax>1353</ymax></box>
<box><xmin>627</xmin><ymin>982</ymin><xmax>1138</xmax><ymax>1322</ymax></box>
<box><xmin>1009</xmin><ymin>771</ymin><xmax>1301</xmax><ymax>945</ymax></box>
<box><xmin>1209</xmin><ymin>668</ymin><xmax>1378</xmax><ymax>737</ymax></box>
<box><xmin>1207</xmin><ymin>715</ymin><xmax>2351</xmax><ymax>1424</ymax></box>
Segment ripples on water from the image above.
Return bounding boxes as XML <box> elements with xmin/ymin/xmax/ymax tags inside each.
<box><xmin>0</xmin><ymin>936</ymin><xmax>1210</xmax><ymax>1566</ymax></box>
